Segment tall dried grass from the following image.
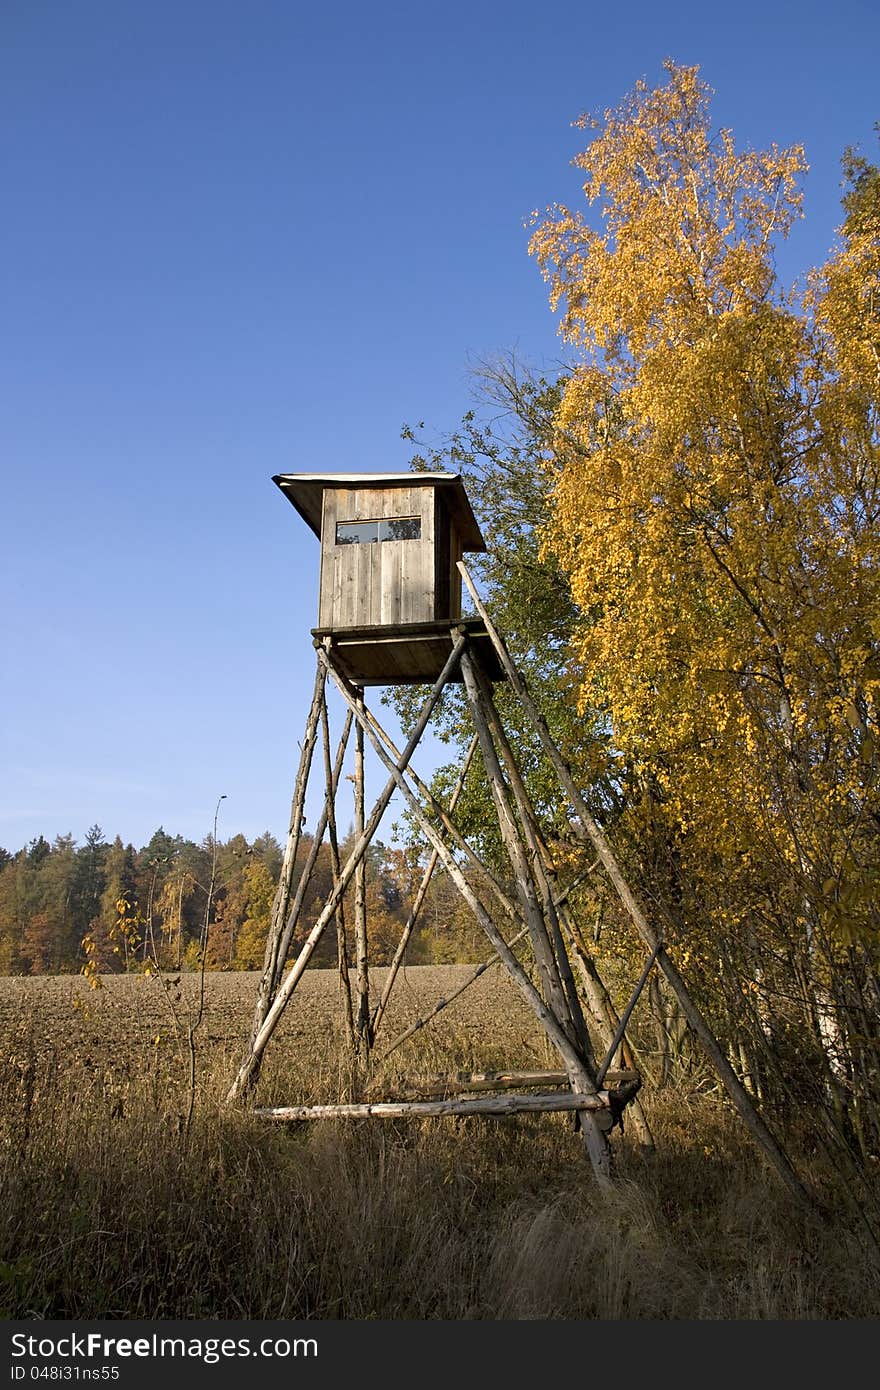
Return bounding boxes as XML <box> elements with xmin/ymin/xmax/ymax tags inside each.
<box><xmin>0</xmin><ymin>973</ymin><xmax>877</xmax><ymax>1319</ymax></box>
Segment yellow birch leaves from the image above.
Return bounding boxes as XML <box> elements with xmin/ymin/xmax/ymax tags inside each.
<box><xmin>529</xmin><ymin>62</ymin><xmax>879</xmax><ymax>950</ymax></box>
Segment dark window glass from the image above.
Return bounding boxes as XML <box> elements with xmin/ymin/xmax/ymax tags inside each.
<box><xmin>335</xmin><ymin>517</ymin><xmax>421</xmax><ymax>544</ymax></box>
<box><xmin>380</xmin><ymin>516</ymin><xmax>421</xmax><ymax>541</ymax></box>
<box><xmin>336</xmin><ymin>520</ymin><xmax>379</xmax><ymax>544</ymax></box>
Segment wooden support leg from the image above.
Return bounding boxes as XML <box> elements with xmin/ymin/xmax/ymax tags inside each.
<box><xmin>379</xmin><ymin>926</ymin><xmax>530</xmax><ymax>1060</ymax></box>
<box><xmin>271</xmin><ymin>711</ymin><xmax>353</xmax><ymax>994</ymax></box>
<box><xmin>358</xmin><ymin>698</ymin><xmax>593</xmax><ymax>1045</ymax></box>
<box><xmin>458</xmin><ymin>560</ymin><xmax>810</xmax><ymax>1206</ymax></box>
<box><xmin>353</xmin><ymin>689</ymin><xmax>371</xmax><ymax>1056</ymax></box>
<box><xmin>459</xmin><ymin>646</ymin><xmax>612</xmax><ymax>1178</ymax></box>
<box><xmin>595</xmin><ymin>945</ymin><xmax>660</xmax><ymax>1085</ymax></box>
<box><xmin>323</xmin><ymin>650</ymin><xmax>612</xmax><ymax>1183</ymax></box>
<box><xmin>359</xmin><ymin>703</ymin><xmax>520</xmax><ymax>922</ymax></box>
<box><xmin>459</xmin><ymin>650</ymin><xmax>573</xmax><ymax>1032</ymax></box>
<box><xmin>225</xmin><ymin>635</ymin><xmax>467</xmax><ymax>1104</ymax></box>
<box><xmin>562</xmin><ymin>912</ymin><xmax>655</xmax><ymax>1148</ymax></box>
<box><xmin>472</xmin><ymin>657</ymin><xmax>598</xmax><ymax>1071</ymax></box>
<box><xmin>371</xmin><ymin>734</ymin><xmax>480</xmax><ymax>1043</ymax></box>
<box><xmin>320</xmin><ymin>696</ymin><xmax>356</xmax><ymax>1057</ymax></box>
<box><xmin>248</xmin><ymin>662</ymin><xmax>326</xmax><ymax>1057</ymax></box>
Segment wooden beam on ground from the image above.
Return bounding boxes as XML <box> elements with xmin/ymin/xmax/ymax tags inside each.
<box><xmin>256</xmin><ymin>1091</ymin><xmax>619</xmax><ymax>1122</ymax></box>
<box><xmin>393</xmin><ymin>1070</ymin><xmax>640</xmax><ymax>1097</ymax></box>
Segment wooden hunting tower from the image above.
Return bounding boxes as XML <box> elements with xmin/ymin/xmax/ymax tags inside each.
<box><xmin>227</xmin><ymin>467</ymin><xmax>808</xmax><ymax>1207</ymax></box>
<box><xmin>273</xmin><ymin>471</ymin><xmax>495</xmax><ymax>684</ymax></box>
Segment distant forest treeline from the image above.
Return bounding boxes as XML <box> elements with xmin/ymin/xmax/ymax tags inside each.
<box><xmin>0</xmin><ymin>825</ymin><xmax>483</xmax><ymax>976</ymax></box>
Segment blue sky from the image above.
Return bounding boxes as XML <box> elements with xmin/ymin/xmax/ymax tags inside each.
<box><xmin>2</xmin><ymin>0</ymin><xmax>877</xmax><ymax>853</ymax></box>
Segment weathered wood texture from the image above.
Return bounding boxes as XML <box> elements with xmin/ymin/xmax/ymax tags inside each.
<box><xmin>325</xmin><ymin>648</ymin><xmax>613</xmax><ymax>1182</ymax></box>
<box><xmin>433</xmin><ymin>490</ymin><xmax>464</xmax><ymax>621</ymax></box>
<box><xmin>319</xmin><ymin>486</ymin><xmax>435</xmax><ymax>629</ymax></box>
<box><xmin>595</xmin><ymin>945</ymin><xmax>660</xmax><ymax>1085</ymax></box>
<box><xmin>256</xmin><ymin>1092</ymin><xmax>617</xmax><ymax>1122</ymax></box>
<box><xmin>270</xmin><ymin>710</ymin><xmax>353</xmax><ymax>998</ymax></box>
<box><xmin>460</xmin><ymin>651</ymin><xmax>571</xmax><ymax>1031</ymax></box>
<box><xmin>320</xmin><ymin>697</ymin><xmax>355</xmax><ymax>1054</ymax></box>
<box><xmin>459</xmin><ymin>646</ymin><xmax>612</xmax><ymax>1180</ymax></box>
<box><xmin>472</xmin><ymin>657</ymin><xmax>597</xmax><ymax>1068</ymax></box>
<box><xmin>247</xmin><ymin>664</ymin><xmax>326</xmax><ymax>1055</ymax></box>
<box><xmin>378</xmin><ymin>925</ymin><xmax>530</xmax><ymax>1060</ymax></box>
<box><xmin>371</xmin><ymin>733</ymin><xmax>480</xmax><ymax>1042</ymax></box>
<box><xmin>393</xmin><ymin>1070</ymin><xmax>640</xmax><ymax>1097</ymax></box>
<box><xmin>458</xmin><ymin>560</ymin><xmax>811</xmax><ymax>1206</ymax></box>
<box><xmin>562</xmin><ymin>922</ymin><xmax>655</xmax><ymax>1149</ymax></box>
<box><xmin>353</xmin><ymin>689</ymin><xmax>371</xmax><ymax>1052</ymax></box>
<box><xmin>225</xmin><ymin>637</ymin><xmax>466</xmax><ymax>1104</ymax></box>
<box><xmin>312</xmin><ymin>618</ymin><xmax>503</xmax><ymax>686</ymax></box>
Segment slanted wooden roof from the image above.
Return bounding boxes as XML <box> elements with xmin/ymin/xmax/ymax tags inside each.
<box><xmin>272</xmin><ymin>471</ymin><xmax>487</xmax><ymax>552</ymax></box>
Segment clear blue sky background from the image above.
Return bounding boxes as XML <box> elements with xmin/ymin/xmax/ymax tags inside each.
<box><xmin>2</xmin><ymin>0</ymin><xmax>877</xmax><ymax>854</ymax></box>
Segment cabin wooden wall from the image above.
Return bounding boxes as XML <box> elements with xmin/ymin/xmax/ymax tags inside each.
<box><xmin>318</xmin><ymin>486</ymin><xmax>436</xmax><ymax>629</ymax></box>
<box><xmin>434</xmin><ymin>495</ymin><xmax>463</xmax><ymax>621</ymax></box>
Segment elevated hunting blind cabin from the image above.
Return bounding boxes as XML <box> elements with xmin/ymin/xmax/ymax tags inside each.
<box><xmin>227</xmin><ymin>468</ymin><xmax>809</xmax><ymax>1203</ymax></box>
<box><xmin>272</xmin><ymin>470</ymin><xmax>500</xmax><ymax>683</ymax></box>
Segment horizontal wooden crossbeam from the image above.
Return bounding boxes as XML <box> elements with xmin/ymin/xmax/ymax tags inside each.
<box><xmin>255</xmin><ymin>1092</ymin><xmax>619</xmax><ymax>1122</ymax></box>
<box><xmin>391</xmin><ymin>1069</ymin><xmax>640</xmax><ymax>1097</ymax></box>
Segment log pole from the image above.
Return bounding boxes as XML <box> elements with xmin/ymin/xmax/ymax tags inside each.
<box><xmin>248</xmin><ymin>663</ymin><xmax>326</xmax><ymax>1054</ymax></box>
<box><xmin>271</xmin><ymin>709</ymin><xmax>353</xmax><ymax>993</ymax></box>
<box><xmin>257</xmin><ymin>1091</ymin><xmax>618</xmax><ymax>1122</ymax></box>
<box><xmin>378</xmin><ymin>926</ymin><xmax>529</xmax><ymax>1060</ymax></box>
<box><xmin>320</xmin><ymin>653</ymin><xmax>616</xmax><ymax>1178</ymax></box>
<box><xmin>458</xmin><ymin>560</ymin><xmax>810</xmax><ymax>1206</ymax></box>
<box><xmin>561</xmin><ymin>913</ymin><xmax>655</xmax><ymax>1147</ymax></box>
<box><xmin>473</xmin><ymin>657</ymin><xmax>598</xmax><ymax>1069</ymax></box>
<box><xmin>225</xmin><ymin>638</ymin><xmax>465</xmax><ymax>1104</ymax></box>
<box><xmin>359</xmin><ymin>703</ymin><xmax>522</xmax><ymax>928</ymax></box>
<box><xmin>595</xmin><ymin>944</ymin><xmax>660</xmax><ymax>1085</ymax></box>
<box><xmin>371</xmin><ymin>734</ymin><xmax>479</xmax><ymax>1042</ymax></box>
<box><xmin>353</xmin><ymin>687</ymin><xmax>371</xmax><ymax>1054</ymax></box>
<box><xmin>459</xmin><ymin>649</ymin><xmax>574</xmax><ymax>1037</ymax></box>
<box><xmin>320</xmin><ymin>694</ymin><xmax>356</xmax><ymax>1056</ymax></box>
<box><xmin>322</xmin><ymin>644</ymin><xmax>611</xmax><ymax>1178</ymax></box>
<box><xmin>392</xmin><ymin>1069</ymin><xmax>639</xmax><ymax>1097</ymax></box>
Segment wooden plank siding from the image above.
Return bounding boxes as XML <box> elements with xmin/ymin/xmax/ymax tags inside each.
<box><xmin>318</xmin><ymin>485</ymin><xmax>438</xmax><ymax>630</ymax></box>
<box><xmin>317</xmin><ymin>488</ymin><xmax>336</xmax><ymax>628</ymax></box>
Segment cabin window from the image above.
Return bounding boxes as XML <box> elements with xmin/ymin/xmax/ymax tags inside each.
<box><xmin>336</xmin><ymin>519</ymin><xmax>378</xmax><ymax>545</ymax></box>
<box><xmin>379</xmin><ymin>516</ymin><xmax>420</xmax><ymax>541</ymax></box>
<box><xmin>336</xmin><ymin>517</ymin><xmax>421</xmax><ymax>545</ymax></box>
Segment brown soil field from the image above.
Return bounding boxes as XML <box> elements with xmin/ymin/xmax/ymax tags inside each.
<box><xmin>0</xmin><ymin>965</ymin><xmax>551</xmax><ymax>1107</ymax></box>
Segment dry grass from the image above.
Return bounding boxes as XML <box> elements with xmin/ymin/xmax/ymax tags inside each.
<box><xmin>0</xmin><ymin>969</ymin><xmax>878</xmax><ymax>1319</ymax></box>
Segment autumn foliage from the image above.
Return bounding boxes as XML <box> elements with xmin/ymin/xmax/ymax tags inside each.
<box><xmin>526</xmin><ymin>63</ymin><xmax>878</xmax><ymax>1143</ymax></box>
